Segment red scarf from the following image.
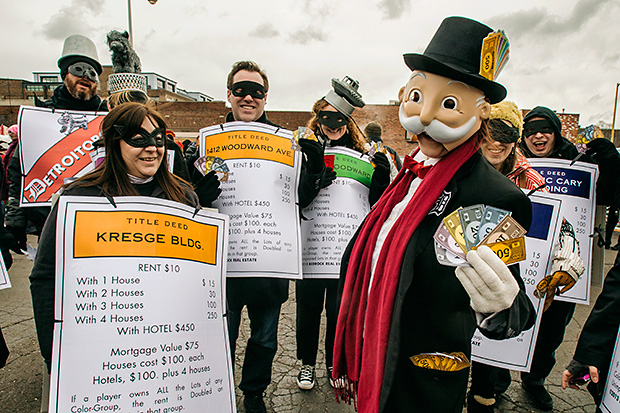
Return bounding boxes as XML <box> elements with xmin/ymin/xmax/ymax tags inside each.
<box><xmin>333</xmin><ymin>137</ymin><xmax>480</xmax><ymax>412</ymax></box>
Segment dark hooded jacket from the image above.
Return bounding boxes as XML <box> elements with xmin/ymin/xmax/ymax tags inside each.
<box><xmin>518</xmin><ymin>106</ymin><xmax>581</xmax><ymax>161</ymax></box>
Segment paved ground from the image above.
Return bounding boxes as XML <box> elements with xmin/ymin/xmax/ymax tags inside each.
<box><xmin>0</xmin><ymin>235</ymin><xmax>614</xmax><ymax>412</ymax></box>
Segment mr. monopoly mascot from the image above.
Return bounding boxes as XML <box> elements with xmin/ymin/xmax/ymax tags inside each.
<box><xmin>333</xmin><ymin>17</ymin><xmax>535</xmax><ymax>412</ymax></box>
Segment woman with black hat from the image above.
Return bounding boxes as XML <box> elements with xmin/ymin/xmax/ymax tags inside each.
<box><xmin>295</xmin><ymin>77</ymin><xmax>392</xmax><ymax>391</ymax></box>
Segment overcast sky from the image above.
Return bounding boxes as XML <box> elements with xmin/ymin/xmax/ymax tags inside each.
<box><xmin>2</xmin><ymin>0</ymin><xmax>619</xmax><ymax>126</ymax></box>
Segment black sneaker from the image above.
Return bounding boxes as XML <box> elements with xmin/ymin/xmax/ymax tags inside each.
<box><xmin>244</xmin><ymin>393</ymin><xmax>266</xmax><ymax>413</ymax></box>
<box><xmin>522</xmin><ymin>382</ymin><xmax>553</xmax><ymax>411</ymax></box>
<box><xmin>296</xmin><ymin>364</ymin><xmax>315</xmax><ymax>390</ymax></box>
<box><xmin>327</xmin><ymin>366</ymin><xmax>334</xmax><ymax>387</ymax></box>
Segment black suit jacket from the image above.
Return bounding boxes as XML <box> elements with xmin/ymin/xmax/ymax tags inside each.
<box><xmin>339</xmin><ymin>151</ymin><xmax>535</xmax><ymax>412</ymax></box>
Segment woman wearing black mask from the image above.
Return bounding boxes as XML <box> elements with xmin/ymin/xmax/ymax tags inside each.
<box><xmin>295</xmin><ymin>77</ymin><xmax>394</xmax><ymax>391</ymax></box>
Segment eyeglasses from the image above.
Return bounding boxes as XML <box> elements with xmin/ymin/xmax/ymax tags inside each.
<box><xmin>67</xmin><ymin>62</ymin><xmax>98</xmax><ymax>83</ymax></box>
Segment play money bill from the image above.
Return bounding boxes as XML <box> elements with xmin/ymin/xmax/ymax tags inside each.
<box><xmin>433</xmin><ymin>240</ymin><xmax>467</xmax><ymax>267</ymax></box>
<box><xmin>481</xmin><ymin>236</ymin><xmax>526</xmax><ymax>265</ymax></box>
<box><xmin>434</xmin><ymin>222</ymin><xmax>466</xmax><ymax>260</ymax></box>
<box><xmin>477</xmin><ymin>206</ymin><xmax>511</xmax><ymax>244</ymax></box>
<box><xmin>443</xmin><ymin>208</ymin><xmax>467</xmax><ymax>254</ymax></box>
<box><xmin>479</xmin><ymin>215</ymin><xmax>526</xmax><ymax>245</ymax></box>
<box><xmin>458</xmin><ymin>204</ymin><xmax>484</xmax><ymax>251</ymax></box>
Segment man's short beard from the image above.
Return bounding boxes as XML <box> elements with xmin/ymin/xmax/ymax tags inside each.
<box><xmin>66</xmin><ymin>79</ymin><xmax>96</xmax><ymax>101</ymax></box>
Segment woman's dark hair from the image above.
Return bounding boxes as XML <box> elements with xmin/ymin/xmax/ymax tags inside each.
<box><xmin>308</xmin><ymin>98</ymin><xmax>367</xmax><ymax>152</ymax></box>
<box><xmin>67</xmin><ymin>102</ymin><xmax>191</xmax><ymax>204</ymax></box>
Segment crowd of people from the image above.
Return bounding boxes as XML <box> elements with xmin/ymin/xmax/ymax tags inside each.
<box><xmin>1</xmin><ymin>15</ymin><xmax>620</xmax><ymax>413</ymax></box>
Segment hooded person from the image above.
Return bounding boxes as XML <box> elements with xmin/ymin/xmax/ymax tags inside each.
<box><xmin>333</xmin><ymin>17</ymin><xmax>535</xmax><ymax>412</ymax></box>
<box><xmin>518</xmin><ymin>106</ymin><xmax>580</xmax><ymax>160</ymax></box>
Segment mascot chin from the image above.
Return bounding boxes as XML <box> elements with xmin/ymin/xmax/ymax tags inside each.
<box><xmin>333</xmin><ymin>16</ymin><xmax>535</xmax><ymax>413</ymax></box>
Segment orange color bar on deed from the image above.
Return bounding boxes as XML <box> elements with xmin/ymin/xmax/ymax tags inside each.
<box><xmin>73</xmin><ymin>211</ymin><xmax>218</xmax><ymax>264</ymax></box>
<box><xmin>204</xmin><ymin>131</ymin><xmax>295</xmax><ymax>166</ymax></box>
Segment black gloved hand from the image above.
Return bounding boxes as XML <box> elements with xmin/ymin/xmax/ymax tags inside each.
<box><xmin>5</xmin><ymin>226</ymin><xmax>25</xmax><ymax>254</ymax></box>
<box><xmin>371</xmin><ymin>152</ymin><xmax>391</xmax><ymax>185</ymax></box>
<box><xmin>194</xmin><ymin>171</ymin><xmax>222</xmax><ymax>208</ymax></box>
<box><xmin>586</xmin><ymin>138</ymin><xmax>620</xmax><ymax>163</ymax></box>
<box><xmin>320</xmin><ymin>168</ymin><xmax>337</xmax><ymax>188</ymax></box>
<box><xmin>369</xmin><ymin>152</ymin><xmax>391</xmax><ymax>206</ymax></box>
<box><xmin>299</xmin><ymin>138</ymin><xmax>325</xmax><ymax>174</ymax></box>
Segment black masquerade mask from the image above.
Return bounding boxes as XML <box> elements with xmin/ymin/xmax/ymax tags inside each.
<box><xmin>68</xmin><ymin>62</ymin><xmax>98</xmax><ymax>83</ymax></box>
<box><xmin>318</xmin><ymin>111</ymin><xmax>347</xmax><ymax>130</ymax></box>
<box><xmin>115</xmin><ymin>125</ymin><xmax>166</xmax><ymax>148</ymax></box>
<box><xmin>489</xmin><ymin>119</ymin><xmax>520</xmax><ymax>143</ymax></box>
<box><xmin>523</xmin><ymin>119</ymin><xmax>554</xmax><ymax>138</ymax></box>
<box><xmin>230</xmin><ymin>81</ymin><xmax>266</xmax><ymax>99</ymax></box>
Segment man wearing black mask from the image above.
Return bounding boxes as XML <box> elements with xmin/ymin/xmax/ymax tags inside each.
<box><xmin>5</xmin><ymin>34</ymin><xmax>107</xmax><ymax>252</ymax></box>
<box><xmin>224</xmin><ymin>61</ymin><xmax>326</xmax><ymax>413</ymax></box>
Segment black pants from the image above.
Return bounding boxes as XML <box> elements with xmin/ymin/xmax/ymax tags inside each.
<box><xmin>606</xmin><ymin>205</ymin><xmax>619</xmax><ymax>246</ymax></box>
<box><xmin>295</xmin><ymin>278</ymin><xmax>338</xmax><ymax>367</ymax></box>
<box><xmin>227</xmin><ymin>303</ymin><xmax>281</xmax><ymax>395</ymax></box>
<box><xmin>469</xmin><ymin>362</ymin><xmax>511</xmax><ymax>398</ymax></box>
<box><xmin>521</xmin><ymin>299</ymin><xmax>576</xmax><ymax>385</ymax></box>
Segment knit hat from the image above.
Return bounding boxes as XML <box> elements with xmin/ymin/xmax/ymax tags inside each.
<box><xmin>7</xmin><ymin>125</ymin><xmax>18</xmax><ymax>135</ymax></box>
<box><xmin>57</xmin><ymin>34</ymin><xmax>103</xmax><ymax>75</ymax></box>
<box><xmin>490</xmin><ymin>101</ymin><xmax>523</xmax><ymax>137</ymax></box>
<box><xmin>364</xmin><ymin>122</ymin><xmax>382</xmax><ymax>142</ymax></box>
<box><xmin>523</xmin><ymin>106</ymin><xmax>563</xmax><ymax>138</ymax></box>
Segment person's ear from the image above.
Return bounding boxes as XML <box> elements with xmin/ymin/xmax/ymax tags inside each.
<box><xmin>226</xmin><ymin>89</ymin><xmax>232</xmax><ymax>104</ymax></box>
<box><xmin>264</xmin><ymin>92</ymin><xmax>268</xmax><ymax>105</ymax></box>
<box><xmin>398</xmin><ymin>86</ymin><xmax>406</xmax><ymax>103</ymax></box>
<box><xmin>478</xmin><ymin>100</ymin><xmax>491</xmax><ymax>120</ymax></box>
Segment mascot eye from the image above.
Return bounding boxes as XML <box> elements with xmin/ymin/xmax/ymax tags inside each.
<box><xmin>408</xmin><ymin>89</ymin><xmax>423</xmax><ymax>103</ymax></box>
<box><xmin>442</xmin><ymin>97</ymin><xmax>458</xmax><ymax>110</ymax></box>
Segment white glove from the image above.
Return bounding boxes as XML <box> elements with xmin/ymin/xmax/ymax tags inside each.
<box><xmin>550</xmin><ymin>218</ymin><xmax>585</xmax><ymax>281</ymax></box>
<box><xmin>455</xmin><ymin>245</ymin><xmax>519</xmax><ymax>314</ymax></box>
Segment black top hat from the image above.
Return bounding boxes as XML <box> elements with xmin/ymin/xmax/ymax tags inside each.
<box><xmin>404</xmin><ymin>16</ymin><xmax>507</xmax><ymax>104</ymax></box>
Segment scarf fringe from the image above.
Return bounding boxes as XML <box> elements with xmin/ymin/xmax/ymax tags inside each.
<box><xmin>334</xmin><ymin>376</ymin><xmax>358</xmax><ymax>411</ymax></box>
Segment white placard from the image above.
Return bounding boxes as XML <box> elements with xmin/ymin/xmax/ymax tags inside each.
<box><xmin>200</xmin><ymin>121</ymin><xmax>302</xmax><ymax>279</ymax></box>
<box><xmin>601</xmin><ymin>327</ymin><xmax>620</xmax><ymax>412</ymax></box>
<box><xmin>49</xmin><ymin>196</ymin><xmax>235</xmax><ymax>413</ymax></box>
<box><xmin>17</xmin><ymin>106</ymin><xmax>106</xmax><ymax>207</ymax></box>
<box><xmin>0</xmin><ymin>255</ymin><xmax>10</xmax><ymax>290</ymax></box>
<box><xmin>301</xmin><ymin>147</ymin><xmax>372</xmax><ymax>279</ymax></box>
<box><xmin>528</xmin><ymin>159</ymin><xmax>598</xmax><ymax>304</ymax></box>
<box><xmin>472</xmin><ymin>193</ymin><xmax>562</xmax><ymax>371</ymax></box>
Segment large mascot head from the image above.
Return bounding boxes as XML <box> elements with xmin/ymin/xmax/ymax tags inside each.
<box><xmin>398</xmin><ymin>17</ymin><xmax>508</xmax><ymax>158</ymax></box>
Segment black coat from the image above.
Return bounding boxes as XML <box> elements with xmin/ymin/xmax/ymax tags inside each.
<box><xmin>573</xmin><ymin>250</ymin><xmax>620</xmax><ymax>404</ymax></box>
<box><xmin>339</xmin><ymin>152</ymin><xmax>535</xmax><ymax>412</ymax></box>
<box><xmin>30</xmin><ymin>181</ymin><xmax>199</xmax><ymax>370</ymax></box>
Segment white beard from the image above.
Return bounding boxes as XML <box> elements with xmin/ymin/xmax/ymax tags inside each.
<box><xmin>399</xmin><ymin>104</ymin><xmax>477</xmax><ymax>144</ymax></box>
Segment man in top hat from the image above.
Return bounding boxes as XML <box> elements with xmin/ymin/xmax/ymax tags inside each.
<box><xmin>5</xmin><ymin>34</ymin><xmax>107</xmax><ymax>254</ymax></box>
<box><xmin>333</xmin><ymin>17</ymin><xmax>535</xmax><ymax>412</ymax></box>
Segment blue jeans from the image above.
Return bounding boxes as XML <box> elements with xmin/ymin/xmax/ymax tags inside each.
<box><xmin>227</xmin><ymin>303</ymin><xmax>281</xmax><ymax>395</ymax></box>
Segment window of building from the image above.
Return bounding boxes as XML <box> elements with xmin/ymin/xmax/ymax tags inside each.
<box><xmin>24</xmin><ymin>84</ymin><xmax>44</xmax><ymax>92</ymax></box>
<box><xmin>166</xmin><ymin>83</ymin><xmax>175</xmax><ymax>93</ymax></box>
<box><xmin>156</xmin><ymin>79</ymin><xmax>165</xmax><ymax>89</ymax></box>
<box><xmin>40</xmin><ymin>76</ymin><xmax>59</xmax><ymax>83</ymax></box>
